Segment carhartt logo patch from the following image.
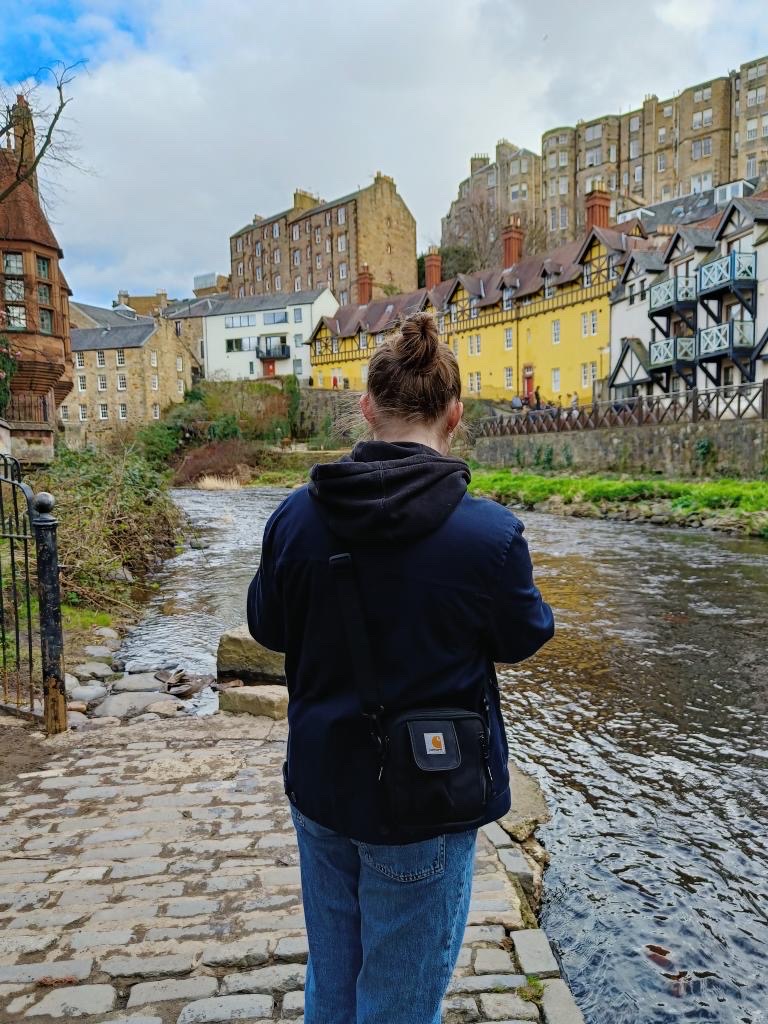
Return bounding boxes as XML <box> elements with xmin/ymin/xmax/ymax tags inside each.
<box><xmin>425</xmin><ymin>732</ymin><xmax>446</xmax><ymax>755</ymax></box>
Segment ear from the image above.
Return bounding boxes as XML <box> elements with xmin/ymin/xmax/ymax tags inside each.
<box><xmin>360</xmin><ymin>393</ymin><xmax>375</xmax><ymax>425</ymax></box>
<box><xmin>446</xmin><ymin>399</ymin><xmax>463</xmax><ymax>433</ymax></box>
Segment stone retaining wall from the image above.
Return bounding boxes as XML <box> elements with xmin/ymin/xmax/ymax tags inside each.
<box><xmin>475</xmin><ymin>418</ymin><xmax>768</xmax><ymax>478</ymax></box>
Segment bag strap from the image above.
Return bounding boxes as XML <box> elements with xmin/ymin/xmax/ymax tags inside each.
<box><xmin>329</xmin><ymin>553</ymin><xmax>384</xmax><ymax>718</ymax></box>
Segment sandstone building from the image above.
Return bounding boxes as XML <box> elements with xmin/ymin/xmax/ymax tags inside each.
<box><xmin>65</xmin><ymin>302</ymin><xmax>192</xmax><ymax>443</ymax></box>
<box><xmin>0</xmin><ymin>95</ymin><xmax>73</xmax><ymax>462</ymax></box>
<box><xmin>443</xmin><ymin>53</ymin><xmax>768</xmax><ymax>254</ymax></box>
<box><xmin>229</xmin><ymin>173</ymin><xmax>416</xmax><ymax>305</ymax></box>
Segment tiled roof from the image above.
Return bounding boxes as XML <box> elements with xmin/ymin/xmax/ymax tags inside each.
<box><xmin>164</xmin><ymin>288</ymin><xmax>328</xmax><ymax>319</ymax></box>
<box><xmin>71</xmin><ymin>323</ymin><xmax>157</xmax><ymax>352</ymax></box>
<box><xmin>0</xmin><ymin>150</ymin><xmax>62</xmax><ymax>253</ymax></box>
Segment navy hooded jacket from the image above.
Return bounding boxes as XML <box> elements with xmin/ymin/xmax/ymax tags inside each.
<box><xmin>247</xmin><ymin>440</ymin><xmax>554</xmax><ymax>844</ymax></box>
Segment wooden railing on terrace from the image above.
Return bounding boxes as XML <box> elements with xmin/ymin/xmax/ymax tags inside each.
<box><xmin>475</xmin><ymin>382</ymin><xmax>768</xmax><ymax>438</ymax></box>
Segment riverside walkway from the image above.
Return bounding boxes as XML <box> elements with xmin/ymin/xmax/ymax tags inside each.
<box><xmin>0</xmin><ymin>713</ymin><xmax>583</xmax><ymax>1024</ymax></box>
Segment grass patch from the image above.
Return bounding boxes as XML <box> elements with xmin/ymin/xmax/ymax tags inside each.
<box><xmin>470</xmin><ymin>470</ymin><xmax>768</xmax><ymax>514</ymax></box>
<box><xmin>517</xmin><ymin>976</ymin><xmax>545</xmax><ymax>1004</ymax></box>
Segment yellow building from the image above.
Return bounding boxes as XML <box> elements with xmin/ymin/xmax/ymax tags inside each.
<box><xmin>310</xmin><ymin>196</ymin><xmax>653</xmax><ymax>403</ymax></box>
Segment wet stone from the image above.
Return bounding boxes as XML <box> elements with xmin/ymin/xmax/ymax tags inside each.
<box><xmin>511</xmin><ymin>929</ymin><xmax>560</xmax><ymax>979</ymax></box>
<box><xmin>540</xmin><ymin>979</ymin><xmax>586</xmax><ymax>1024</ymax></box>
<box><xmin>72</xmin><ymin>662</ymin><xmax>114</xmax><ymax>679</ymax></box>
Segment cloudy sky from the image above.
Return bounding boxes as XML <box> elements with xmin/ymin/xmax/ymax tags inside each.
<box><xmin>3</xmin><ymin>0</ymin><xmax>768</xmax><ymax>306</ymax></box>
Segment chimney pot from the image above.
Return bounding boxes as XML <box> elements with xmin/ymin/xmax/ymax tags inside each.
<box><xmin>357</xmin><ymin>263</ymin><xmax>373</xmax><ymax>305</ymax></box>
<box><xmin>424</xmin><ymin>247</ymin><xmax>442</xmax><ymax>290</ymax></box>
<box><xmin>586</xmin><ymin>185</ymin><xmax>611</xmax><ymax>231</ymax></box>
<box><xmin>502</xmin><ymin>218</ymin><xmax>525</xmax><ymax>267</ymax></box>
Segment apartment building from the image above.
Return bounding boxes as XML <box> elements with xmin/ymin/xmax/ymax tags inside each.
<box><xmin>443</xmin><ymin>54</ymin><xmax>768</xmax><ymax>255</ymax></box>
<box><xmin>442</xmin><ymin>140</ymin><xmax>543</xmax><ymax>257</ymax></box>
<box><xmin>610</xmin><ymin>194</ymin><xmax>768</xmax><ymax>397</ymax></box>
<box><xmin>229</xmin><ymin>173</ymin><xmax>416</xmax><ymax>306</ymax></box>
<box><xmin>166</xmin><ymin>288</ymin><xmax>338</xmax><ymax>384</ymax></box>
<box><xmin>65</xmin><ymin>302</ymin><xmax>192</xmax><ymax>442</ymax></box>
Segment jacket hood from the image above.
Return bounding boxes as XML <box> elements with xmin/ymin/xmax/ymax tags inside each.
<box><xmin>308</xmin><ymin>440</ymin><xmax>470</xmax><ymax>544</ymax></box>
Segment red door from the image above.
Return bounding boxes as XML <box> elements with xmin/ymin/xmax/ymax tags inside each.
<box><xmin>263</xmin><ymin>359</ymin><xmax>276</xmax><ymax>378</ymax></box>
<box><xmin>523</xmin><ymin>366</ymin><xmax>534</xmax><ymax>401</ymax></box>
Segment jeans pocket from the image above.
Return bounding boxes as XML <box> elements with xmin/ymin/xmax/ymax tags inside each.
<box><xmin>359</xmin><ymin>835</ymin><xmax>446</xmax><ymax>882</ymax></box>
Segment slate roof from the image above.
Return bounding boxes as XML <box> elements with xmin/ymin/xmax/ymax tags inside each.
<box><xmin>0</xmin><ymin>150</ymin><xmax>62</xmax><ymax>253</ymax></box>
<box><xmin>71</xmin><ymin>323</ymin><xmax>157</xmax><ymax>352</ymax></box>
<box><xmin>163</xmin><ymin>288</ymin><xmax>328</xmax><ymax>320</ymax></box>
<box><xmin>70</xmin><ymin>301</ymin><xmax>154</xmax><ymax>328</ymax></box>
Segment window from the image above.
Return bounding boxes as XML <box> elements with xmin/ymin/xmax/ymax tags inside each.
<box><xmin>609</xmin><ymin>144</ymin><xmax>617</xmax><ymax>163</ymax></box>
<box><xmin>226</xmin><ymin>338</ymin><xmax>243</xmax><ymax>353</ymax></box>
<box><xmin>149</xmin><ymin>349</ymin><xmax>158</xmax><ymax>367</ymax></box>
<box><xmin>325</xmin><ymin>212</ymin><xmax>332</xmax><ymax>227</ymax></box>
<box><xmin>628</xmin><ymin>283</ymin><xmax>636</xmax><ymax>305</ymax></box>
<box><xmin>337</xmin><ymin>207</ymin><xmax>346</xmax><ymax>225</ymax></box>
<box><xmin>315</xmin><ymin>227</ymin><xmax>321</xmax><ymax>244</ymax></box>
<box><xmin>97</xmin><ymin>374</ymin><xmax>107</xmax><ymax>391</ymax></box>
<box><xmin>99</xmin><ymin>403</ymin><xmax>108</xmax><ymax>420</ymax></box>
<box><xmin>560</xmin><ymin>207</ymin><xmax>568</xmax><ymax>229</ymax></box>
<box><xmin>256</xmin><ymin>267</ymin><xmax>262</xmax><ymax>282</ymax></box>
<box><xmin>510</xmin><ymin>159</ymin><xmax>520</xmax><ymax>175</ymax></box>
<box><xmin>35</xmin><ymin>255</ymin><xmax>50</xmax><ymax>278</ymax></box>
<box><xmin>692</xmin><ymin>140</ymin><xmax>702</xmax><ymax>160</ymax></box>
<box><xmin>79</xmin><ymin>404</ymin><xmax>87</xmax><ymax>421</ymax></box>
<box><xmin>292</xmin><ymin>224</ymin><xmax>300</xmax><ymax>241</ymax></box>
<box><xmin>151</xmin><ymin>374</ymin><xmax>159</xmax><ymax>390</ymax></box>
<box><xmin>325</xmin><ymin>238</ymin><xmax>332</xmax><ymax>253</ymax></box>
<box><xmin>747</xmin><ymin>118</ymin><xmax>758</xmax><ymax>140</ymax></box>
<box><xmin>583</xmin><ymin>263</ymin><xmax>592</xmax><ymax>287</ymax></box>
<box><xmin>273</xmin><ymin>249</ymin><xmax>281</xmax><ymax>264</ymax></box>
<box><xmin>294</xmin><ymin>277</ymin><xmax>302</xmax><ymax>292</ymax></box>
<box><xmin>504</xmin><ymin>328</ymin><xmax>513</xmax><ymax>349</ymax></box>
<box><xmin>591</xmin><ymin>310</ymin><xmax>598</xmax><ymax>335</ymax></box>
<box><xmin>316</xmin><ymin>255</ymin><xmax>322</xmax><ymax>270</ymax></box>
<box><xmin>487</xmin><ymin>169</ymin><xmax>497</xmax><ymax>187</ymax></box>
<box><xmin>548</xmin><ymin>179</ymin><xmax>556</xmax><ymax>198</ymax></box>
<box><xmin>608</xmin><ymin>254</ymin><xmax>619</xmax><ymax>280</ymax></box>
<box><xmin>548</xmin><ymin>153</ymin><xmax>557</xmax><ymax>169</ymax></box>
<box><xmin>292</xmin><ymin>249</ymin><xmax>300</xmax><ymax>266</ymax></box>
<box><xmin>117</xmin><ymin>373</ymin><xmax>127</xmax><ymax>391</ymax></box>
<box><xmin>470</xmin><ymin>297</ymin><xmax>478</xmax><ymax>319</ymax></box>
<box><xmin>152</xmin><ymin>403</ymin><xmax>160</xmax><ymax>420</ymax></box>
<box><xmin>693</xmin><ymin>110</ymin><xmax>702</xmax><ymax>129</ymax></box>
<box><xmin>177</xmin><ymin>380</ymin><xmax>184</xmax><ymax>394</ymax></box>
<box><xmin>552</xmin><ymin>320</ymin><xmax>560</xmax><ymax>344</ymax></box>
<box><xmin>272</xmin><ymin>223</ymin><xmax>280</xmax><ymax>238</ymax></box>
<box><xmin>658</xmin><ymin>127</ymin><xmax>666</xmax><ymax>144</ymax></box>
<box><xmin>78</xmin><ymin>374</ymin><xmax>86</xmax><ymax>392</ymax></box>
<box><xmin>3</xmin><ymin>252</ymin><xmax>23</xmax><ymax>274</ymax></box>
<box><xmin>551</xmin><ymin>368</ymin><xmax>560</xmax><ymax>392</ymax></box>
<box><xmin>629</xmin><ymin>140</ymin><xmax>640</xmax><ymax>159</ymax></box>
<box><xmin>275</xmin><ymin>275</ymin><xmax>282</xmax><ymax>291</ymax></box>
<box><xmin>634</xmin><ymin>165</ymin><xmax>643</xmax><ymax>184</ymax></box>
<box><xmin>76</xmin><ymin>352</ymin><xmax>85</xmax><ymax>368</ymax></box>
<box><xmin>237</xmin><ymin>263</ymin><xmax>243</xmax><ymax>278</ymax></box>
<box><xmin>339</xmin><ymin>262</ymin><xmax>347</xmax><ymax>280</ymax></box>
<box><xmin>559</xmin><ymin>176</ymin><xmax>568</xmax><ymax>195</ymax></box>
<box><xmin>658</xmin><ymin>153</ymin><xmax>666</xmax><ymax>172</ymax></box>
<box><xmin>581</xmin><ymin>362</ymin><xmax>589</xmax><ymax>388</ymax></box>
<box><xmin>502</xmin><ymin>287</ymin><xmax>513</xmax><ymax>310</ymax></box>
<box><xmin>60</xmin><ymin>405</ymin><xmax>69</xmax><ymax>421</ymax></box>
<box><xmin>703</xmin><ymin>86</ymin><xmax>711</xmax><ymax>100</ymax></box>
<box><xmin>581</xmin><ymin>312</ymin><xmax>588</xmax><ymax>337</ymax></box>
<box><xmin>556</xmin><ymin>151</ymin><xmax>567</xmax><ymax>168</ymax></box>
<box><xmin>37</xmin><ymin>283</ymin><xmax>51</xmax><ymax>305</ymax></box>
<box><xmin>119</xmin><ymin>403</ymin><xmax>127</xmax><ymax>420</ymax></box>
<box><xmin>629</xmin><ymin>115</ymin><xmax>640</xmax><ymax>132</ymax></box>
<box><xmin>521</xmin><ymin>157</ymin><xmax>528</xmax><ymax>172</ymax></box>
<box><xmin>694</xmin><ymin>89</ymin><xmax>702</xmax><ymax>103</ymax></box>
<box><xmin>544</xmin><ymin>274</ymin><xmax>555</xmax><ymax>299</ymax></box>
<box><xmin>255</xmin><ymin>241</ymin><xmax>262</xmax><ymax>257</ymax></box>
<box><xmin>763</xmin><ymin>115</ymin><xmax>768</xmax><ymax>137</ymax></box>
<box><xmin>338</xmin><ymin>235</ymin><xmax>346</xmax><ymax>252</ymax></box>
<box><xmin>664</xmin><ymin>104</ymin><xmax>673</xmax><ymax>117</ymax></box>
<box><xmin>550</xmin><ymin>208</ymin><xmax>558</xmax><ymax>230</ymax></box>
<box><xmin>585</xmin><ymin>123</ymin><xmax>602</xmax><ymax>142</ymax></box>
<box><xmin>702</xmin><ymin>108</ymin><xmax>712</xmax><ymax>126</ymax></box>
<box><xmin>591</xmin><ymin>361</ymin><xmax>598</xmax><ymax>382</ymax></box>
<box><xmin>4</xmin><ymin>279</ymin><xmax>24</xmax><ymax>301</ymax></box>
<box><xmin>504</xmin><ymin>367</ymin><xmax>513</xmax><ymax>389</ymax></box>
<box><xmin>39</xmin><ymin>309</ymin><xmax>53</xmax><ymax>334</ymax></box>
<box><xmin>291</xmin><ymin>306</ymin><xmax>302</xmax><ymax>325</ymax></box>
<box><xmin>95</xmin><ymin>350</ymin><xmax>106</xmax><ymax>368</ymax></box>
<box><xmin>746</xmin><ymin>153</ymin><xmax>757</xmax><ymax>177</ymax></box>
<box><xmin>586</xmin><ymin>146</ymin><xmax>602</xmax><ymax>166</ymax></box>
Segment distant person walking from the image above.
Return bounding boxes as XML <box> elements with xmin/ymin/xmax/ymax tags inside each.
<box><xmin>248</xmin><ymin>311</ymin><xmax>554</xmax><ymax>1024</ymax></box>
<box><xmin>534</xmin><ymin>385</ymin><xmax>541</xmax><ymax>410</ymax></box>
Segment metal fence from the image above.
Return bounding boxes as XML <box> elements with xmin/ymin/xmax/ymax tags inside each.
<box><xmin>0</xmin><ymin>454</ymin><xmax>66</xmax><ymax>734</ymax></box>
<box><xmin>475</xmin><ymin>382</ymin><xmax>768</xmax><ymax>438</ymax></box>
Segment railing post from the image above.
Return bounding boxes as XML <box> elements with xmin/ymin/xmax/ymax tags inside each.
<box><xmin>691</xmin><ymin>387</ymin><xmax>699</xmax><ymax>423</ymax></box>
<box><xmin>762</xmin><ymin>380</ymin><xmax>768</xmax><ymax>419</ymax></box>
<box><xmin>32</xmin><ymin>492</ymin><xmax>67</xmax><ymax>735</ymax></box>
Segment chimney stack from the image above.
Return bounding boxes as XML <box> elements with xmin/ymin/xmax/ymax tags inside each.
<box><xmin>586</xmin><ymin>184</ymin><xmax>611</xmax><ymax>231</ymax></box>
<box><xmin>357</xmin><ymin>263</ymin><xmax>373</xmax><ymax>305</ymax></box>
<box><xmin>502</xmin><ymin>217</ymin><xmax>524</xmax><ymax>268</ymax></box>
<box><xmin>424</xmin><ymin>247</ymin><xmax>442</xmax><ymax>290</ymax></box>
<box><xmin>117</xmin><ymin>289</ymin><xmax>130</xmax><ymax>306</ymax></box>
<box><xmin>156</xmin><ymin>289</ymin><xmax>168</xmax><ymax>310</ymax></box>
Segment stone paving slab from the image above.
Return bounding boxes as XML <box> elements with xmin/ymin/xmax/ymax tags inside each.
<box><xmin>0</xmin><ymin>714</ymin><xmax>579</xmax><ymax>1023</ymax></box>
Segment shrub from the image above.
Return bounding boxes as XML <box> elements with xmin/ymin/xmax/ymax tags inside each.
<box><xmin>135</xmin><ymin>421</ymin><xmax>182</xmax><ymax>469</ymax></box>
<box><xmin>208</xmin><ymin>414</ymin><xmax>242</xmax><ymax>441</ymax></box>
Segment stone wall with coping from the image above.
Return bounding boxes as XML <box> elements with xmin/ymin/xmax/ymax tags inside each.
<box><xmin>474</xmin><ymin>419</ymin><xmax>768</xmax><ymax>478</ymax></box>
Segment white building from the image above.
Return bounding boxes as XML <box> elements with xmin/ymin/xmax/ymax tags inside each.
<box><xmin>166</xmin><ymin>288</ymin><xmax>338</xmax><ymax>382</ymax></box>
<box><xmin>609</xmin><ymin>197</ymin><xmax>768</xmax><ymax>399</ymax></box>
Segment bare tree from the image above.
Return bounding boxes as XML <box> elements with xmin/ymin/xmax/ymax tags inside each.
<box><xmin>454</xmin><ymin>195</ymin><xmax>502</xmax><ymax>270</ymax></box>
<box><xmin>0</xmin><ymin>62</ymin><xmax>82</xmax><ymax>207</ymax></box>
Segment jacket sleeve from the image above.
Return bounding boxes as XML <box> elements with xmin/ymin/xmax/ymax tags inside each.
<box><xmin>247</xmin><ymin>513</ymin><xmax>286</xmax><ymax>653</ymax></box>
<box><xmin>487</xmin><ymin>524</ymin><xmax>554</xmax><ymax>664</ymax></box>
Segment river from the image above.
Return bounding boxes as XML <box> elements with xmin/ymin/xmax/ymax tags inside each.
<box><xmin>118</xmin><ymin>487</ymin><xmax>768</xmax><ymax>1024</ymax></box>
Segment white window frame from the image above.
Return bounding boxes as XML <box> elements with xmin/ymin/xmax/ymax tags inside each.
<box><xmin>151</xmin><ymin>374</ymin><xmax>159</xmax><ymax>391</ymax></box>
<box><xmin>97</xmin><ymin>374</ymin><xmax>107</xmax><ymax>392</ymax></box>
<box><xmin>152</xmin><ymin>403</ymin><xmax>160</xmax><ymax>420</ymax></box>
<box><xmin>79</xmin><ymin>404</ymin><xmax>87</xmax><ymax>421</ymax></box>
<box><xmin>552</xmin><ymin>320</ymin><xmax>560</xmax><ymax>344</ymax></box>
<box><xmin>117</xmin><ymin>373</ymin><xmax>127</xmax><ymax>391</ymax></box>
<box><xmin>551</xmin><ymin>368</ymin><xmax>560</xmax><ymax>392</ymax></box>
<box><xmin>98</xmin><ymin>403</ymin><xmax>108</xmax><ymax>420</ymax></box>
<box><xmin>76</xmin><ymin>352</ymin><xmax>85</xmax><ymax>368</ymax></box>
<box><xmin>504</xmin><ymin>328</ymin><xmax>513</xmax><ymax>350</ymax></box>
<box><xmin>118</xmin><ymin>403</ymin><xmax>128</xmax><ymax>421</ymax></box>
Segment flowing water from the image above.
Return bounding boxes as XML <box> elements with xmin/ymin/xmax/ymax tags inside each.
<box><xmin>120</xmin><ymin>487</ymin><xmax>768</xmax><ymax>1024</ymax></box>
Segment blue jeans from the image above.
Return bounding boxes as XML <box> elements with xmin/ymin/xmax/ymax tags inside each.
<box><xmin>291</xmin><ymin>806</ymin><xmax>477</xmax><ymax>1024</ymax></box>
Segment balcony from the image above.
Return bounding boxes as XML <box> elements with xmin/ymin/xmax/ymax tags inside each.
<box><xmin>649</xmin><ymin>336</ymin><xmax>696</xmax><ymax>367</ymax></box>
<box><xmin>697</xmin><ymin>320</ymin><xmax>756</xmax><ymax>358</ymax></box>
<box><xmin>697</xmin><ymin>252</ymin><xmax>757</xmax><ymax>296</ymax></box>
<box><xmin>649</xmin><ymin>276</ymin><xmax>697</xmax><ymax>313</ymax></box>
<box><xmin>257</xmin><ymin>344</ymin><xmax>291</xmax><ymax>361</ymax></box>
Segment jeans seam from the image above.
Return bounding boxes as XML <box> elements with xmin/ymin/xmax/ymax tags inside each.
<box><xmin>440</xmin><ymin>837</ymin><xmax>471</xmax><ymax>990</ymax></box>
<box><xmin>359</xmin><ymin>834</ymin><xmax>445</xmax><ymax>882</ymax></box>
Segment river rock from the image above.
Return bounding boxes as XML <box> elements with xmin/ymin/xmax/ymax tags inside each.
<box><xmin>82</xmin><ymin>645</ymin><xmax>116</xmax><ymax>661</ymax></box>
<box><xmin>112</xmin><ymin>674</ymin><xmax>167</xmax><ymax>693</ymax></box>
<box><xmin>217</xmin><ymin>624</ymin><xmax>286</xmax><ymax>684</ymax></box>
<box><xmin>67</xmin><ymin>711</ymin><xmax>89</xmax><ymax>728</ymax></box>
<box><xmin>72</xmin><ymin>661</ymin><xmax>114</xmax><ymax>680</ymax></box>
<box><xmin>190</xmin><ymin>538</ymin><xmax>210</xmax><ymax>550</ymax></box>
<box><xmin>131</xmin><ymin>713</ymin><xmax>160</xmax><ymax>723</ymax></box>
<box><xmin>67</xmin><ymin>701</ymin><xmax>87</xmax><ymax>713</ymax></box>
<box><xmin>70</xmin><ymin>684</ymin><xmax>108</xmax><ymax>703</ymax></box>
<box><xmin>215</xmin><ymin>678</ymin><xmax>244</xmax><ymax>690</ymax></box>
<box><xmin>65</xmin><ymin>673</ymin><xmax>80</xmax><ymax>695</ymax></box>
<box><xmin>219</xmin><ymin>685</ymin><xmax>287</xmax><ymax>720</ymax></box>
<box><xmin>498</xmin><ymin>763</ymin><xmax>551</xmax><ymax>842</ymax></box>
<box><xmin>94</xmin><ymin>626</ymin><xmax>120</xmax><ymax>641</ymax></box>
<box><xmin>146</xmin><ymin>701</ymin><xmax>184</xmax><ymax>717</ymax></box>
<box><xmin>79</xmin><ymin>716</ymin><xmax>121</xmax><ymax>731</ymax></box>
<box><xmin>91</xmin><ymin>691</ymin><xmax>181</xmax><ymax>720</ymax></box>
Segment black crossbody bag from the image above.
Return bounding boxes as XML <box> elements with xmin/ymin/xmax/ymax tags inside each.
<box><xmin>330</xmin><ymin>553</ymin><xmax>495</xmax><ymax>836</ymax></box>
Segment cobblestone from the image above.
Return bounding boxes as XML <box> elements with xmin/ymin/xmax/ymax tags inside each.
<box><xmin>511</xmin><ymin>930</ymin><xmax>560</xmax><ymax>979</ymax></box>
<box><xmin>0</xmin><ymin>714</ymin><xmax>576</xmax><ymax>1023</ymax></box>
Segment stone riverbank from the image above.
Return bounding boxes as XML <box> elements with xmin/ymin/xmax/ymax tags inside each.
<box><xmin>0</xmin><ymin>712</ymin><xmax>584</xmax><ymax>1024</ymax></box>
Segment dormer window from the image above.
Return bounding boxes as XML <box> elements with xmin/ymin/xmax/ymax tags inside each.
<box><xmin>608</xmin><ymin>254</ymin><xmax>619</xmax><ymax>280</ymax></box>
<box><xmin>583</xmin><ymin>263</ymin><xmax>593</xmax><ymax>287</ymax></box>
<box><xmin>470</xmin><ymin>297</ymin><xmax>478</xmax><ymax>319</ymax></box>
<box><xmin>544</xmin><ymin>274</ymin><xmax>555</xmax><ymax>299</ymax></box>
<box><xmin>502</xmin><ymin>287</ymin><xmax>513</xmax><ymax>311</ymax></box>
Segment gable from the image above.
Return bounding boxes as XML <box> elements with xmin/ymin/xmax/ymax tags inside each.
<box><xmin>609</xmin><ymin>339</ymin><xmax>651</xmax><ymax>388</ymax></box>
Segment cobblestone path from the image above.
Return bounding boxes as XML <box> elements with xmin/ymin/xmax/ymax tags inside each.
<box><xmin>0</xmin><ymin>714</ymin><xmax>583</xmax><ymax>1023</ymax></box>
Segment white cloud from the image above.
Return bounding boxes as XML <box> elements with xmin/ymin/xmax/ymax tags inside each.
<box><xmin>7</xmin><ymin>0</ymin><xmax>768</xmax><ymax>305</ymax></box>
